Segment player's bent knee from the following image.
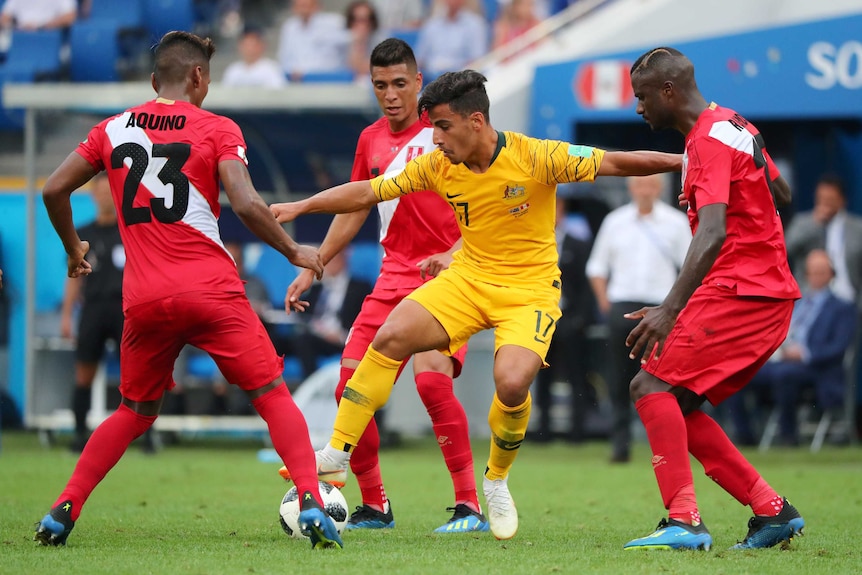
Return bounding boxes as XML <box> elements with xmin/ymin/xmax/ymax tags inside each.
<box><xmin>629</xmin><ymin>371</ymin><xmax>668</xmax><ymax>403</ymax></box>
<box><xmin>371</xmin><ymin>324</ymin><xmax>412</xmax><ymax>360</ymax></box>
<box><xmin>494</xmin><ymin>375</ymin><xmax>532</xmax><ymax>406</ymax></box>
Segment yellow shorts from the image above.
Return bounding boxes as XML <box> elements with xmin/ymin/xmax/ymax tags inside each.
<box><xmin>406</xmin><ymin>268</ymin><xmax>562</xmax><ymax>365</ymax></box>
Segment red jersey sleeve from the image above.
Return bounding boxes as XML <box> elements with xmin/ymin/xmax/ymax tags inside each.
<box><xmin>75</xmin><ymin>119</ymin><xmax>110</xmax><ymax>172</ymax></box>
<box><xmin>350</xmin><ymin>131</ymin><xmax>371</xmax><ymax>182</ymax></box>
<box><xmin>686</xmin><ymin>135</ymin><xmax>732</xmax><ymax>209</ymax></box>
<box><xmin>214</xmin><ymin>117</ymin><xmax>248</xmax><ymax>165</ymax></box>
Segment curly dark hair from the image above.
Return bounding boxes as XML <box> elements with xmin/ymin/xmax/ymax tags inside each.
<box><xmin>418</xmin><ymin>70</ymin><xmax>490</xmax><ymax>121</ymax></box>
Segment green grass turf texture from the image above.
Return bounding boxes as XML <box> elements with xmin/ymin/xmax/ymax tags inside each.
<box><xmin>0</xmin><ymin>431</ymin><xmax>859</xmax><ymax>575</ymax></box>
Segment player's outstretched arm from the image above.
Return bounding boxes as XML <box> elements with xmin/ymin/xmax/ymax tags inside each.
<box><xmin>597</xmin><ymin>151</ymin><xmax>682</xmax><ymax>177</ymax></box>
<box><xmin>271</xmin><ymin>180</ymin><xmax>379</xmax><ymax>223</ymax></box>
<box><xmin>43</xmin><ymin>152</ymin><xmax>98</xmax><ymax>278</ymax></box>
<box><xmin>220</xmin><ymin>159</ymin><xmax>323</xmax><ymax>280</ymax></box>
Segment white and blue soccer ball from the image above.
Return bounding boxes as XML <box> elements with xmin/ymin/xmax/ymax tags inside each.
<box><xmin>278</xmin><ymin>481</ymin><xmax>349</xmax><ymax>539</ymax></box>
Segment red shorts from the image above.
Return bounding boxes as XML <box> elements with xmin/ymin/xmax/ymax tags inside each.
<box><xmin>343</xmin><ymin>286</ymin><xmax>467</xmax><ymax>378</ymax></box>
<box><xmin>121</xmin><ymin>291</ymin><xmax>283</xmax><ymax>402</ymax></box>
<box><xmin>642</xmin><ymin>284</ymin><xmax>794</xmax><ymax>405</ymax></box>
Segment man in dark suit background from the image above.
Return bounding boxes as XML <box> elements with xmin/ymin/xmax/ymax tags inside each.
<box><xmin>726</xmin><ymin>250</ymin><xmax>858</xmax><ymax>446</ymax></box>
<box><xmin>530</xmin><ymin>196</ymin><xmax>596</xmax><ymax>442</ymax></box>
<box><xmin>288</xmin><ymin>250</ymin><xmax>373</xmax><ymax>380</ymax></box>
<box><xmin>785</xmin><ymin>174</ymin><xmax>862</xmax><ymax>309</ymax></box>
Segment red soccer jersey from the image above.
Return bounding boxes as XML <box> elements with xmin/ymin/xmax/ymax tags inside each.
<box><xmin>683</xmin><ymin>103</ymin><xmax>800</xmax><ymax>300</ymax></box>
<box><xmin>351</xmin><ymin>115</ymin><xmax>461</xmax><ymax>290</ymax></box>
<box><xmin>75</xmin><ymin>98</ymin><xmax>246</xmax><ymax>309</ymax></box>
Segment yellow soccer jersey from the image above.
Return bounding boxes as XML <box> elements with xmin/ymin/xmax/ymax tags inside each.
<box><xmin>371</xmin><ymin>131</ymin><xmax>605</xmax><ymax>287</ymax></box>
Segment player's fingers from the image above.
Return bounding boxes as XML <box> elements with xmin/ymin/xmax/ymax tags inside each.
<box><xmin>626</xmin><ymin>328</ymin><xmax>645</xmax><ymax>358</ymax></box>
<box><xmin>641</xmin><ymin>336</ymin><xmax>659</xmax><ymax>364</ymax></box>
<box><xmin>624</xmin><ymin>307</ymin><xmax>648</xmax><ymax>320</ymax></box>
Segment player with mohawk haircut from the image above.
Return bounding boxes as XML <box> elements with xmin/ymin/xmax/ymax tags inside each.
<box><xmin>623</xmin><ymin>46</ymin><xmax>804</xmax><ymax>551</ymax></box>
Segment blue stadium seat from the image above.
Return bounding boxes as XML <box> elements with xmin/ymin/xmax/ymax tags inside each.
<box><xmin>144</xmin><ymin>0</ymin><xmax>195</xmax><ymax>40</ymax></box>
<box><xmin>70</xmin><ymin>21</ymin><xmax>121</xmax><ymax>81</ymax></box>
<box><xmin>0</xmin><ymin>67</ymin><xmax>30</xmax><ymax>131</ymax></box>
<box><xmin>1</xmin><ymin>30</ymin><xmax>64</xmax><ymax>80</ymax></box>
<box><xmin>88</xmin><ymin>0</ymin><xmax>145</xmax><ymax>29</ymax></box>
<box><xmin>348</xmin><ymin>242</ymin><xmax>382</xmax><ymax>285</ymax></box>
<box><xmin>247</xmin><ymin>244</ymin><xmax>300</xmax><ymax>308</ymax></box>
<box><xmin>300</xmin><ymin>69</ymin><xmax>355</xmax><ymax>83</ymax></box>
<box><xmin>186</xmin><ymin>353</ymin><xmax>220</xmax><ymax>380</ymax></box>
<box><xmin>482</xmin><ymin>0</ymin><xmax>499</xmax><ymax>22</ymax></box>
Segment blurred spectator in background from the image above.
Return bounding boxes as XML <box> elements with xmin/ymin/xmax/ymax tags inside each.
<box><xmin>586</xmin><ymin>174</ymin><xmax>690</xmax><ymax>462</ymax></box>
<box><xmin>416</xmin><ymin>0</ymin><xmax>488</xmax><ymax>80</ymax></box>
<box><xmin>277</xmin><ymin>0</ymin><xmax>347</xmax><ymax>82</ymax></box>
<box><xmin>492</xmin><ymin>0</ymin><xmax>540</xmax><ymax>51</ymax></box>
<box><xmin>280</xmin><ymin>251</ymin><xmax>372</xmax><ymax>380</ymax></box>
<box><xmin>0</xmin><ymin>0</ymin><xmax>76</xmax><ymax>31</ymax></box>
<box><xmin>58</xmin><ymin>174</ymin><xmax>146</xmax><ymax>452</ymax></box>
<box><xmin>785</xmin><ymin>174</ymin><xmax>862</xmax><ymax>309</ymax></box>
<box><xmin>530</xmin><ymin>196</ymin><xmax>596</xmax><ymax>443</ymax></box>
<box><xmin>222</xmin><ymin>24</ymin><xmax>286</xmax><ymax>88</ymax></box>
<box><xmin>344</xmin><ymin>1</ymin><xmax>381</xmax><ymax>81</ymax></box>
<box><xmin>725</xmin><ymin>250</ymin><xmax>857</xmax><ymax>446</ymax></box>
<box><xmin>218</xmin><ymin>0</ymin><xmax>244</xmax><ymax>37</ymax></box>
<box><xmin>370</xmin><ymin>0</ymin><xmax>425</xmax><ymax>33</ymax></box>
<box><xmin>225</xmin><ymin>241</ymin><xmax>271</xmax><ymax>319</ymax></box>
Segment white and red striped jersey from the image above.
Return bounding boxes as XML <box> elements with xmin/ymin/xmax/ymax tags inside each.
<box><xmin>76</xmin><ymin>97</ymin><xmax>245</xmax><ymax>309</ymax></box>
<box><xmin>351</xmin><ymin>115</ymin><xmax>461</xmax><ymax>290</ymax></box>
<box><xmin>683</xmin><ymin>102</ymin><xmax>800</xmax><ymax>300</ymax></box>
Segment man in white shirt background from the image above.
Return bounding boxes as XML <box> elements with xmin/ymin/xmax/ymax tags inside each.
<box><xmin>222</xmin><ymin>25</ymin><xmax>286</xmax><ymax>88</ymax></box>
<box><xmin>277</xmin><ymin>0</ymin><xmax>347</xmax><ymax>82</ymax></box>
<box><xmin>586</xmin><ymin>174</ymin><xmax>691</xmax><ymax>463</ymax></box>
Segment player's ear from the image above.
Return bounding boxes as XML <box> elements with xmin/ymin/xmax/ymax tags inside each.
<box><xmin>662</xmin><ymin>80</ymin><xmax>674</xmax><ymax>97</ymax></box>
<box><xmin>191</xmin><ymin>65</ymin><xmax>203</xmax><ymax>88</ymax></box>
<box><xmin>151</xmin><ymin>73</ymin><xmax>158</xmax><ymax>93</ymax></box>
<box><xmin>470</xmin><ymin>111</ymin><xmax>484</xmax><ymax>130</ymax></box>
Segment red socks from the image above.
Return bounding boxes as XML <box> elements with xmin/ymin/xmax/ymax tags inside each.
<box><xmin>55</xmin><ymin>403</ymin><xmax>156</xmax><ymax>520</ymax></box>
<box><xmin>635</xmin><ymin>392</ymin><xmax>699</xmax><ymax>523</ymax></box>
<box><xmin>415</xmin><ymin>371</ymin><xmax>479</xmax><ymax>512</ymax></box>
<box><xmin>684</xmin><ymin>409</ymin><xmax>783</xmax><ymax>517</ymax></box>
<box><xmin>336</xmin><ymin>366</ymin><xmax>388</xmax><ymax>512</ymax></box>
<box><xmin>252</xmin><ymin>383</ymin><xmax>321</xmax><ymax>506</ymax></box>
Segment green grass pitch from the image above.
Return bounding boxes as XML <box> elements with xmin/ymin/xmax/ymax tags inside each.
<box><xmin>1</xmin><ymin>431</ymin><xmax>860</xmax><ymax>574</ymax></box>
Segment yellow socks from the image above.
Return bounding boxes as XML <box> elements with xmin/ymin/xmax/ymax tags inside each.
<box><xmin>485</xmin><ymin>392</ymin><xmax>531</xmax><ymax>481</ymax></box>
<box><xmin>330</xmin><ymin>345</ymin><xmax>402</xmax><ymax>452</ymax></box>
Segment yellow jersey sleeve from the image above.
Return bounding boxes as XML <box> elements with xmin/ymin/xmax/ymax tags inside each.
<box><xmin>506</xmin><ymin>132</ymin><xmax>605</xmax><ymax>186</ymax></box>
<box><xmin>371</xmin><ymin>151</ymin><xmax>441</xmax><ymax>202</ymax></box>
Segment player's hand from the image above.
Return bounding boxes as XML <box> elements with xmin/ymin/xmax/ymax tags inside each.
<box><xmin>60</xmin><ymin>314</ymin><xmax>74</xmax><ymax>339</ymax></box>
<box><xmin>417</xmin><ymin>251</ymin><xmax>454</xmax><ymax>280</ymax></box>
<box><xmin>678</xmin><ymin>192</ymin><xmax>688</xmax><ymax>209</ymax></box>
<box><xmin>288</xmin><ymin>244</ymin><xmax>324</xmax><ymax>281</ymax></box>
<box><xmin>285</xmin><ymin>268</ymin><xmax>315</xmax><ymax>314</ymax></box>
<box><xmin>67</xmin><ymin>241</ymin><xmax>92</xmax><ymax>278</ymax></box>
<box><xmin>271</xmin><ymin>202</ymin><xmax>302</xmax><ymax>224</ymax></box>
<box><xmin>624</xmin><ymin>304</ymin><xmax>676</xmax><ymax>364</ymax></box>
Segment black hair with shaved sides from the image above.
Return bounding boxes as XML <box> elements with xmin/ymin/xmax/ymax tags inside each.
<box><xmin>370</xmin><ymin>37</ymin><xmax>417</xmax><ymax>71</ymax></box>
<box><xmin>153</xmin><ymin>31</ymin><xmax>216</xmax><ymax>87</ymax></box>
<box><xmin>630</xmin><ymin>46</ymin><xmax>696</xmax><ymax>89</ymax></box>
<box><xmin>418</xmin><ymin>70</ymin><xmax>490</xmax><ymax>121</ymax></box>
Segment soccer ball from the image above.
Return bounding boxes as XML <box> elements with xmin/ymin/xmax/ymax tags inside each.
<box><xmin>278</xmin><ymin>481</ymin><xmax>349</xmax><ymax>539</ymax></box>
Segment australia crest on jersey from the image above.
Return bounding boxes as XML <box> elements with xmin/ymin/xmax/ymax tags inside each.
<box><xmin>502</xmin><ymin>183</ymin><xmax>525</xmax><ymax>200</ymax></box>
